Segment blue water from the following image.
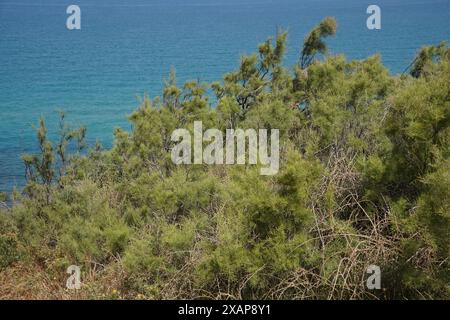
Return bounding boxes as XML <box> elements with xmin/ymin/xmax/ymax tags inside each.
<box><xmin>1</xmin><ymin>0</ymin><xmax>449</xmax><ymax>191</ymax></box>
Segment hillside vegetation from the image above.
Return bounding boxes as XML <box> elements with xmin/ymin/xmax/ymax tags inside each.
<box><xmin>0</xmin><ymin>18</ymin><xmax>449</xmax><ymax>299</ymax></box>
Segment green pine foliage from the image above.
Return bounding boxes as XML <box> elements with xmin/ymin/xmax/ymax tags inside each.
<box><xmin>0</xmin><ymin>18</ymin><xmax>448</xmax><ymax>300</ymax></box>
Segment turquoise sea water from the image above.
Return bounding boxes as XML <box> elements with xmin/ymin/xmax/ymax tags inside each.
<box><xmin>0</xmin><ymin>0</ymin><xmax>449</xmax><ymax>191</ymax></box>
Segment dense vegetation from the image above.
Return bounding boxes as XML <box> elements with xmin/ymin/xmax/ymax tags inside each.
<box><xmin>0</xmin><ymin>18</ymin><xmax>449</xmax><ymax>300</ymax></box>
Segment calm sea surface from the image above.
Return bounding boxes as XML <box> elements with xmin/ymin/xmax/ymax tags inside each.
<box><xmin>1</xmin><ymin>0</ymin><xmax>449</xmax><ymax>191</ymax></box>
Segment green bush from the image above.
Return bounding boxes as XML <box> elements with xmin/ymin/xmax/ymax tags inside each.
<box><xmin>0</xmin><ymin>19</ymin><xmax>448</xmax><ymax>300</ymax></box>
